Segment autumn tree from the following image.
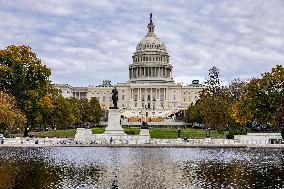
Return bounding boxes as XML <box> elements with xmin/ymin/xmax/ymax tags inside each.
<box><xmin>238</xmin><ymin>65</ymin><xmax>284</xmax><ymax>126</ymax></box>
<box><xmin>227</xmin><ymin>78</ymin><xmax>247</xmax><ymax>101</ymax></box>
<box><xmin>276</xmin><ymin>97</ymin><xmax>284</xmax><ymax>128</ymax></box>
<box><xmin>199</xmin><ymin>66</ymin><xmax>231</xmax><ymax>131</ymax></box>
<box><xmin>0</xmin><ymin>91</ymin><xmax>26</xmax><ymax>132</ymax></box>
<box><xmin>0</xmin><ymin>45</ymin><xmax>51</xmax><ymax>136</ymax></box>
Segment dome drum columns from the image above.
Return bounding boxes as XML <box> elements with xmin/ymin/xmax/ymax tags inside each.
<box><xmin>129</xmin><ymin>66</ymin><xmax>172</xmax><ymax>80</ymax></box>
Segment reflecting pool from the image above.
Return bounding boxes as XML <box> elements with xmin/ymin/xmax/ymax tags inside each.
<box><xmin>0</xmin><ymin>147</ymin><xmax>284</xmax><ymax>188</ymax></box>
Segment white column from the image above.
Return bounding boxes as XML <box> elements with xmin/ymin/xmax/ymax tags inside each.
<box><xmin>146</xmin><ymin>67</ymin><xmax>148</xmax><ymax>77</ymax></box>
<box><xmin>156</xmin><ymin>67</ymin><xmax>158</xmax><ymax>77</ymax></box>
<box><xmin>155</xmin><ymin>88</ymin><xmax>157</xmax><ymax>100</ymax></box>
<box><xmin>136</xmin><ymin>68</ymin><xmax>138</xmax><ymax>78</ymax></box>
<box><xmin>155</xmin><ymin>67</ymin><xmax>157</xmax><ymax>77</ymax></box>
<box><xmin>150</xmin><ymin>88</ymin><xmax>153</xmax><ymax>101</ymax></box>
<box><xmin>145</xmin><ymin>88</ymin><xmax>147</xmax><ymax>108</ymax></box>
<box><xmin>137</xmin><ymin>67</ymin><xmax>139</xmax><ymax>77</ymax></box>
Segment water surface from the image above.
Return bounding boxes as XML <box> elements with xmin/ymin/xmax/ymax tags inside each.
<box><xmin>0</xmin><ymin>147</ymin><xmax>283</xmax><ymax>188</ymax></box>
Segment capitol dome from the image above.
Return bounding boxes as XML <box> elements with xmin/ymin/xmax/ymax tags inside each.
<box><xmin>136</xmin><ymin>31</ymin><xmax>167</xmax><ymax>53</ymax></box>
<box><xmin>129</xmin><ymin>14</ymin><xmax>173</xmax><ymax>83</ymax></box>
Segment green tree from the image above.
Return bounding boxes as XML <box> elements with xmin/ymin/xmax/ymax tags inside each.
<box><xmin>50</xmin><ymin>96</ymin><xmax>78</xmax><ymax>129</ymax></box>
<box><xmin>67</xmin><ymin>97</ymin><xmax>81</xmax><ymax>125</ymax></box>
<box><xmin>79</xmin><ymin>97</ymin><xmax>102</xmax><ymax>126</ymax></box>
<box><xmin>239</xmin><ymin>65</ymin><xmax>284</xmax><ymax>126</ymax></box>
<box><xmin>0</xmin><ymin>45</ymin><xmax>51</xmax><ymax>136</ymax></box>
<box><xmin>79</xmin><ymin>98</ymin><xmax>91</xmax><ymax>124</ymax></box>
<box><xmin>185</xmin><ymin>101</ymin><xmax>204</xmax><ymax>125</ymax></box>
<box><xmin>89</xmin><ymin>97</ymin><xmax>102</xmax><ymax>125</ymax></box>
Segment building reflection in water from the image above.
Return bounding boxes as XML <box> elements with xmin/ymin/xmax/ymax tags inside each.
<box><xmin>1</xmin><ymin>147</ymin><xmax>284</xmax><ymax>188</ymax></box>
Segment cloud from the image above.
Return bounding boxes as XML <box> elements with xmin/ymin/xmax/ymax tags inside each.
<box><xmin>0</xmin><ymin>0</ymin><xmax>284</xmax><ymax>87</ymax></box>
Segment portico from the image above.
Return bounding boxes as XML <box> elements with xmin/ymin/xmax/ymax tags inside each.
<box><xmin>129</xmin><ymin>85</ymin><xmax>168</xmax><ymax>109</ymax></box>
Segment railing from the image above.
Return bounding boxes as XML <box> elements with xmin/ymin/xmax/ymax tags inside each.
<box><xmin>1</xmin><ymin>137</ymin><xmax>281</xmax><ymax>146</ymax></box>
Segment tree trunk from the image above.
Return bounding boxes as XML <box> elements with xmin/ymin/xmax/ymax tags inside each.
<box><xmin>23</xmin><ymin>127</ymin><xmax>29</xmax><ymax>137</ymax></box>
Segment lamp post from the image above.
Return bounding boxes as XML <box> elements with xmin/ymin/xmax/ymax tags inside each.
<box><xmin>185</xmin><ymin>126</ymin><xmax>187</xmax><ymax>139</ymax></box>
<box><xmin>27</xmin><ymin>127</ymin><xmax>29</xmax><ymax>138</ymax></box>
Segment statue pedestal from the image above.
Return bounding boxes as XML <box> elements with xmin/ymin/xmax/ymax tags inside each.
<box><xmin>75</xmin><ymin>128</ymin><xmax>94</xmax><ymax>142</ymax></box>
<box><xmin>104</xmin><ymin>109</ymin><xmax>124</xmax><ymax>135</ymax></box>
<box><xmin>138</xmin><ymin>129</ymin><xmax>150</xmax><ymax>143</ymax></box>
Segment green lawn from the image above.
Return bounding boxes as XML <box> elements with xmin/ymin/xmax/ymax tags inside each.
<box><xmin>11</xmin><ymin>127</ymin><xmax>228</xmax><ymax>139</ymax></box>
<box><xmin>150</xmin><ymin>128</ymin><xmax>228</xmax><ymax>139</ymax></box>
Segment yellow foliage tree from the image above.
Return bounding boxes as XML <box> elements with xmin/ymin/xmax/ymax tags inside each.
<box><xmin>0</xmin><ymin>91</ymin><xmax>26</xmax><ymax>130</ymax></box>
<box><xmin>231</xmin><ymin>100</ymin><xmax>252</xmax><ymax>126</ymax></box>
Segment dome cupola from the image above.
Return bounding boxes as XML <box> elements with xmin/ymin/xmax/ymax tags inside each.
<box><xmin>135</xmin><ymin>13</ymin><xmax>167</xmax><ymax>53</ymax></box>
<box><xmin>129</xmin><ymin>14</ymin><xmax>173</xmax><ymax>83</ymax></box>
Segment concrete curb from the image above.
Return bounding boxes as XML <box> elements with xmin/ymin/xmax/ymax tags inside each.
<box><xmin>1</xmin><ymin>144</ymin><xmax>284</xmax><ymax>148</ymax></box>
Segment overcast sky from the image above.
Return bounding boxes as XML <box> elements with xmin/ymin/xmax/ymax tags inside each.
<box><xmin>1</xmin><ymin>0</ymin><xmax>284</xmax><ymax>86</ymax></box>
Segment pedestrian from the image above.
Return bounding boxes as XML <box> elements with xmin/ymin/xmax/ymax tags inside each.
<box><xmin>110</xmin><ymin>137</ymin><xmax>113</xmax><ymax>144</ymax></box>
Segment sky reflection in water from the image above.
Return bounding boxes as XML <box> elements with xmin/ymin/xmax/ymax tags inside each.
<box><xmin>0</xmin><ymin>147</ymin><xmax>283</xmax><ymax>188</ymax></box>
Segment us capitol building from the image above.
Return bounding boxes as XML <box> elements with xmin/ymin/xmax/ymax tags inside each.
<box><xmin>55</xmin><ymin>15</ymin><xmax>205</xmax><ymax>118</ymax></box>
